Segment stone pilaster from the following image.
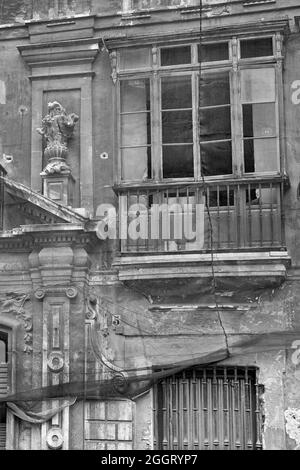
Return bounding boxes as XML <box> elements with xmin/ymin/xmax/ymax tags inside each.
<box><xmin>28</xmin><ymin>234</ymin><xmax>92</xmax><ymax>450</ymax></box>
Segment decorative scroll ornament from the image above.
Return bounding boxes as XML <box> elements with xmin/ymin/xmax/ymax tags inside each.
<box><xmin>47</xmin><ymin>352</ymin><xmax>65</xmax><ymax>373</ymax></box>
<box><xmin>37</xmin><ymin>101</ymin><xmax>79</xmax><ymax>176</ymax></box>
<box><xmin>109</xmin><ymin>51</ymin><xmax>117</xmax><ymax>84</ymax></box>
<box><xmin>0</xmin><ymin>294</ymin><xmax>33</xmax><ymax>353</ymax></box>
<box><xmin>86</xmin><ymin>293</ymin><xmax>127</xmax><ymax>384</ymax></box>
<box><xmin>46</xmin><ymin>427</ymin><xmax>64</xmax><ymax>450</ymax></box>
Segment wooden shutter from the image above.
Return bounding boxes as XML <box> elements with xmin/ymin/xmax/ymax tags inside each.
<box><xmin>153</xmin><ymin>367</ymin><xmax>262</xmax><ymax>450</ymax></box>
<box><xmin>0</xmin><ymin>363</ymin><xmax>7</xmax><ymax>450</ymax></box>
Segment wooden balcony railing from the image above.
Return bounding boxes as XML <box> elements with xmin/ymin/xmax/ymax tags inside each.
<box><xmin>116</xmin><ymin>178</ymin><xmax>286</xmax><ymax>254</ymax></box>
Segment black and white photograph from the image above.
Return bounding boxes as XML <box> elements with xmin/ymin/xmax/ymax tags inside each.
<box><xmin>0</xmin><ymin>0</ymin><xmax>299</xmax><ymax>456</ymax></box>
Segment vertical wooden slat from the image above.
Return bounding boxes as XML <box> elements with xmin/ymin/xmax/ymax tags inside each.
<box><xmin>161</xmin><ymin>379</ymin><xmax>168</xmax><ymax>450</ymax></box>
<box><xmin>217</xmin><ymin>187</ymin><xmax>220</xmax><ymax>249</ymax></box>
<box><xmin>212</xmin><ymin>368</ymin><xmax>219</xmax><ymax>449</ymax></box>
<box><xmin>0</xmin><ymin>363</ymin><xmax>8</xmax><ymax>451</ymax></box>
<box><xmin>236</xmin><ymin>184</ymin><xmax>241</xmax><ymax>248</ymax></box>
<box><xmin>171</xmin><ymin>376</ymin><xmax>178</xmax><ymax>450</ymax></box>
<box><xmin>227</xmin><ymin>185</ymin><xmax>231</xmax><ymax>249</ymax></box>
<box><xmin>270</xmin><ymin>183</ymin><xmax>274</xmax><ymax>246</ymax></box>
<box><xmin>280</xmin><ymin>181</ymin><xmax>286</xmax><ymax>246</ymax></box>
<box><xmin>248</xmin><ymin>184</ymin><xmax>252</xmax><ymax>247</ymax></box>
<box><xmin>223</xmin><ymin>368</ymin><xmax>230</xmax><ymax>450</ymax></box>
<box><xmin>154</xmin><ymin>367</ymin><xmax>261</xmax><ymax>451</ymax></box>
<box><xmin>255</xmin><ymin>374</ymin><xmax>263</xmax><ymax>450</ymax></box>
<box><xmin>258</xmin><ymin>184</ymin><xmax>263</xmax><ymax>247</ymax></box>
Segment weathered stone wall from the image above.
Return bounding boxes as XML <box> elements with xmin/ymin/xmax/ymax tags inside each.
<box><xmin>0</xmin><ymin>39</ymin><xmax>31</xmax><ymax>185</ymax></box>
<box><xmin>0</xmin><ymin>0</ymin><xmax>123</xmax><ymax>25</ymax></box>
<box><xmin>1</xmin><ymin>0</ymin><xmax>300</xmax><ymax>451</ymax></box>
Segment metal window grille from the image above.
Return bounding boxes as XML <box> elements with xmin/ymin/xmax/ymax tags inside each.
<box><xmin>153</xmin><ymin>367</ymin><xmax>263</xmax><ymax>450</ymax></box>
<box><xmin>0</xmin><ymin>363</ymin><xmax>7</xmax><ymax>450</ymax></box>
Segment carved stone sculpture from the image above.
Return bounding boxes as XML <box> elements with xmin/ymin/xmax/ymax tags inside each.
<box><xmin>37</xmin><ymin>101</ymin><xmax>79</xmax><ymax>175</ymax></box>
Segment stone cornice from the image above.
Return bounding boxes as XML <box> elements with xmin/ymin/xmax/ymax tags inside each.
<box><xmin>104</xmin><ymin>18</ymin><xmax>290</xmax><ymax>48</ymax></box>
<box><xmin>3</xmin><ymin>177</ymin><xmax>88</xmax><ymax>225</ymax></box>
<box><xmin>18</xmin><ymin>37</ymin><xmax>101</xmax><ymax>68</ymax></box>
<box><xmin>0</xmin><ymin>226</ymin><xmax>98</xmax><ymax>252</ymax></box>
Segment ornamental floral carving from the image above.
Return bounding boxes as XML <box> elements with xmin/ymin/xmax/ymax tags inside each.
<box><xmin>37</xmin><ymin>101</ymin><xmax>79</xmax><ymax>176</ymax></box>
<box><xmin>0</xmin><ymin>294</ymin><xmax>33</xmax><ymax>353</ymax></box>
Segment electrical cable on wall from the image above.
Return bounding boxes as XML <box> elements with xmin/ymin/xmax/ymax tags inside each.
<box><xmin>198</xmin><ymin>0</ymin><xmax>230</xmax><ymax>357</ymax></box>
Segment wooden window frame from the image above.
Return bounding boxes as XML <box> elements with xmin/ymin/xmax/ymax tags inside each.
<box><xmin>116</xmin><ymin>34</ymin><xmax>284</xmax><ymax>185</ymax></box>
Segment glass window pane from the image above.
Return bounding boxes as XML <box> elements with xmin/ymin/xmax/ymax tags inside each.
<box><xmin>241</xmin><ymin>68</ymin><xmax>275</xmax><ymax>103</ymax></box>
<box><xmin>200</xmin><ymin>106</ymin><xmax>231</xmax><ymax>141</ymax></box>
<box><xmin>240</xmin><ymin>38</ymin><xmax>273</xmax><ymax>59</ymax></box>
<box><xmin>121</xmin><ymin>79</ymin><xmax>150</xmax><ymax>113</ymax></box>
<box><xmin>163</xmin><ymin>145</ymin><xmax>194</xmax><ymax>178</ymax></box>
<box><xmin>201</xmin><ymin>141</ymin><xmax>232</xmax><ymax>176</ymax></box>
<box><xmin>121</xmin><ymin>113</ymin><xmax>151</xmax><ymax>147</ymax></box>
<box><xmin>0</xmin><ymin>340</ymin><xmax>6</xmax><ymax>363</ymax></box>
<box><xmin>244</xmin><ymin>138</ymin><xmax>278</xmax><ymax>173</ymax></box>
<box><xmin>120</xmin><ymin>47</ymin><xmax>151</xmax><ymax>70</ymax></box>
<box><xmin>200</xmin><ymin>73</ymin><xmax>230</xmax><ymax>107</ymax></box>
<box><xmin>162</xmin><ymin>111</ymin><xmax>193</xmax><ymax>143</ymax></box>
<box><xmin>122</xmin><ymin>147</ymin><xmax>151</xmax><ymax>180</ymax></box>
<box><xmin>161</xmin><ymin>46</ymin><xmax>191</xmax><ymax>66</ymax></box>
<box><xmin>161</xmin><ymin>76</ymin><xmax>192</xmax><ymax>110</ymax></box>
<box><xmin>199</xmin><ymin>43</ymin><xmax>229</xmax><ymax>62</ymax></box>
<box><xmin>243</xmin><ymin>103</ymin><xmax>276</xmax><ymax>138</ymax></box>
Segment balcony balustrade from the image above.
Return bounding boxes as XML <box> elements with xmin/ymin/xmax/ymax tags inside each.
<box><xmin>117</xmin><ymin>178</ymin><xmax>286</xmax><ymax>254</ymax></box>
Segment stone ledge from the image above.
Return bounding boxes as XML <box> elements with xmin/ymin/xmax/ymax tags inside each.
<box><xmin>113</xmin><ymin>250</ymin><xmax>290</xmax><ymax>282</ymax></box>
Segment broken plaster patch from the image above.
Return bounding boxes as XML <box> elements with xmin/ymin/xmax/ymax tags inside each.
<box><xmin>285</xmin><ymin>408</ymin><xmax>300</xmax><ymax>449</ymax></box>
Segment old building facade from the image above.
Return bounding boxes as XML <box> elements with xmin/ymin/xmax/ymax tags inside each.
<box><xmin>1</xmin><ymin>0</ymin><xmax>300</xmax><ymax>451</ymax></box>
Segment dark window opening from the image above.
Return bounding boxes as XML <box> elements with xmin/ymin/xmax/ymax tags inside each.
<box><xmin>201</xmin><ymin>142</ymin><xmax>232</xmax><ymax>177</ymax></box>
<box><xmin>163</xmin><ymin>146</ymin><xmax>194</xmax><ymax>179</ymax></box>
<box><xmin>240</xmin><ymin>38</ymin><xmax>273</xmax><ymax>59</ymax></box>
<box><xmin>0</xmin><ymin>333</ymin><xmax>7</xmax><ymax>364</ymax></box>
<box><xmin>199</xmin><ymin>73</ymin><xmax>230</xmax><ymax>107</ymax></box>
<box><xmin>207</xmin><ymin>189</ymin><xmax>235</xmax><ymax>207</ymax></box>
<box><xmin>161</xmin><ymin>76</ymin><xmax>192</xmax><ymax>110</ymax></box>
<box><xmin>199</xmin><ymin>42</ymin><xmax>229</xmax><ymax>62</ymax></box>
<box><xmin>162</xmin><ymin>76</ymin><xmax>193</xmax><ymax>178</ymax></box>
<box><xmin>200</xmin><ymin>107</ymin><xmax>231</xmax><ymax>142</ymax></box>
<box><xmin>161</xmin><ymin>46</ymin><xmax>191</xmax><ymax>66</ymax></box>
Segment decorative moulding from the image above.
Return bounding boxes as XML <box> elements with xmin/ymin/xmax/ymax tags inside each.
<box><xmin>104</xmin><ymin>18</ymin><xmax>289</xmax><ymax>49</ymax></box>
<box><xmin>47</xmin><ymin>352</ymin><xmax>65</xmax><ymax>373</ymax></box>
<box><xmin>18</xmin><ymin>38</ymin><xmax>101</xmax><ymax>69</ymax></box>
<box><xmin>34</xmin><ymin>286</ymin><xmax>78</xmax><ymax>301</ymax></box>
<box><xmin>46</xmin><ymin>428</ymin><xmax>64</xmax><ymax>450</ymax></box>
